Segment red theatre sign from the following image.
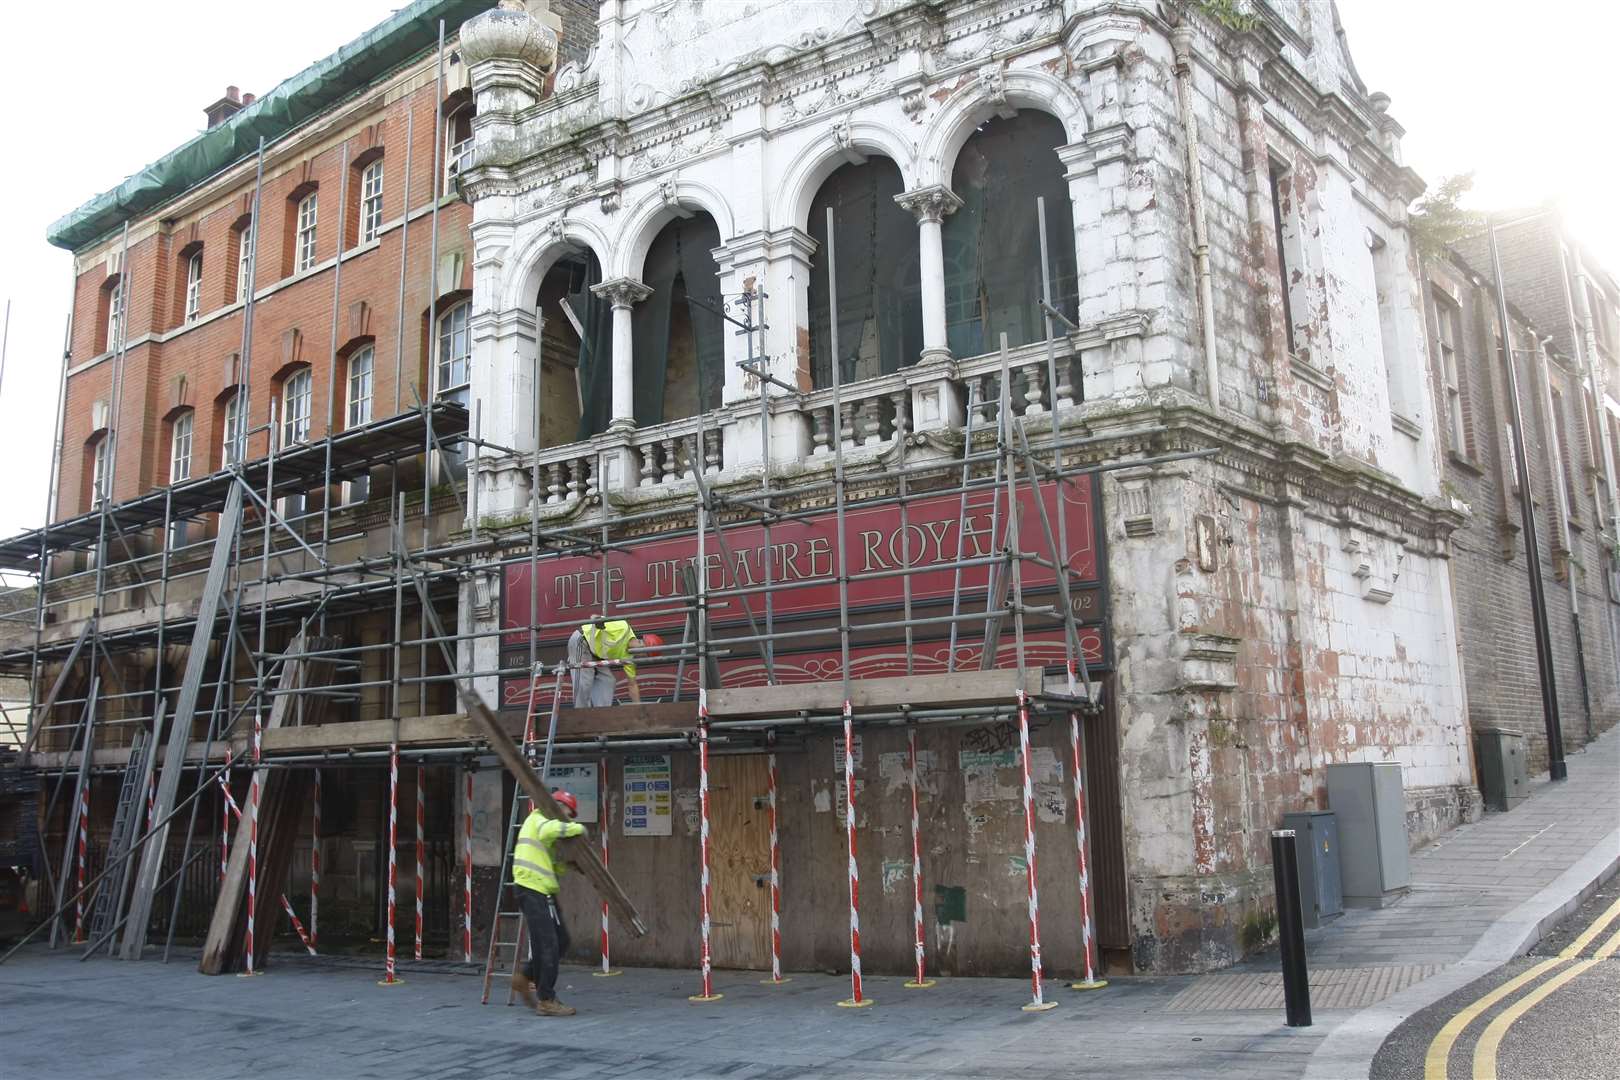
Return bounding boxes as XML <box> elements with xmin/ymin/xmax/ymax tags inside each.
<box><xmin>500</xmin><ymin>477</ymin><xmax>1108</xmax><ymax>707</ymax></box>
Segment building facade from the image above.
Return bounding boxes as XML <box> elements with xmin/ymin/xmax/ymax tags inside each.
<box><xmin>11</xmin><ymin>0</ymin><xmax>1533</xmax><ymax>979</ymax></box>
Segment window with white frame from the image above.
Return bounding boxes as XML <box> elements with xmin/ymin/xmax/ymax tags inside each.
<box><xmin>282</xmin><ymin>369</ymin><xmax>312</xmax><ymax>446</ymax></box>
<box><xmin>347</xmin><ymin>346</ymin><xmax>374</xmax><ymax>429</ymax></box>
<box><xmin>170</xmin><ymin>412</ymin><xmax>193</xmax><ymax>483</ymax></box>
<box><xmin>436</xmin><ymin>301</ymin><xmax>471</xmax><ymax>402</ymax></box>
<box><xmin>444</xmin><ymin>104</ymin><xmax>474</xmax><ymax>190</ymax></box>
<box><xmin>90</xmin><ymin>438</ymin><xmax>108</xmax><ymax>507</ymax></box>
<box><xmin>106</xmin><ymin>279</ymin><xmax>124</xmax><ymax>352</ymax></box>
<box><xmin>184</xmin><ymin>251</ymin><xmax>203</xmax><ymax>323</ymax></box>
<box><xmin>360</xmin><ymin>160</ymin><xmax>384</xmax><ymax>244</ymax></box>
<box><xmin>223</xmin><ymin>391</ymin><xmax>245</xmax><ymax>467</ymax></box>
<box><xmin>237</xmin><ymin>223</ymin><xmax>255</xmax><ymax>302</ymax></box>
<box><xmin>1434</xmin><ymin>292</ymin><xmax>1470</xmax><ymax>457</ymax></box>
<box><xmin>296</xmin><ymin>192</ymin><xmax>319</xmax><ymax>272</ymax></box>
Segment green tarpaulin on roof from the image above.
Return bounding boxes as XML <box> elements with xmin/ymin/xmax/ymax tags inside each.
<box><xmin>46</xmin><ymin>0</ymin><xmax>491</xmax><ymax>252</ymax></box>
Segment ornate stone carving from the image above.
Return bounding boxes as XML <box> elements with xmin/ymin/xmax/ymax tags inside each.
<box><xmin>893</xmin><ymin>185</ymin><xmax>964</xmax><ymax>225</ymax></box>
<box><xmin>591</xmin><ymin>278</ymin><xmax>653</xmax><ymax>309</ymax></box>
<box><xmin>459</xmin><ymin>0</ymin><xmax>558</xmax><ymax>72</ymax></box>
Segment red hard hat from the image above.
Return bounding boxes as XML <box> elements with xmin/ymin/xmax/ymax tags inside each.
<box><xmin>641</xmin><ymin>632</ymin><xmax>665</xmax><ymax>654</ymax></box>
<box><xmin>552</xmin><ymin>789</ymin><xmax>579</xmax><ymax>817</ymax></box>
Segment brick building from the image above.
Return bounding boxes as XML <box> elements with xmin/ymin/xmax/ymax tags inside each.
<box><xmin>1434</xmin><ymin>219</ymin><xmax>1620</xmax><ymax>770</ymax></box>
<box><xmin>6</xmin><ymin>0</ymin><xmax>1552</xmax><ymax>981</ymax></box>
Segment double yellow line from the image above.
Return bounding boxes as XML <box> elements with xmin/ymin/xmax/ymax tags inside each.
<box><xmin>1423</xmin><ymin>894</ymin><xmax>1620</xmax><ymax>1080</ymax></box>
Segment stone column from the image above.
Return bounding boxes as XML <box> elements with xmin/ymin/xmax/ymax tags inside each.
<box><xmin>468</xmin><ymin>305</ymin><xmax>539</xmax><ymax>518</ymax></box>
<box><xmin>590</xmin><ymin>277</ymin><xmax>651</xmax><ymax>433</ymax></box>
<box><xmin>894</xmin><ymin>185</ymin><xmax>963</xmax><ymax>367</ymax></box>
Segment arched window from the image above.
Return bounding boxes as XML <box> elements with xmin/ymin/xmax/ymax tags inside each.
<box><xmin>359</xmin><ymin>159</ymin><xmax>385</xmax><ymax>244</ymax></box>
<box><xmin>221</xmin><ymin>390</ymin><xmax>245</xmax><ymax>467</ymax></box>
<box><xmin>184</xmin><ymin>249</ymin><xmax>204</xmax><ymax>323</ymax></box>
<box><xmin>444</xmin><ymin>97</ymin><xmax>475</xmax><ymax>191</ymax></box>
<box><xmin>282</xmin><ymin>368</ymin><xmax>312</xmax><ymax>446</ymax></box>
<box><xmin>87</xmin><ymin>434</ymin><xmax>109</xmax><ymax>509</ymax></box>
<box><xmin>169</xmin><ymin>411</ymin><xmax>194</xmax><ymax>483</ymax></box>
<box><xmin>233</xmin><ymin>216</ymin><xmax>255</xmax><ymax>303</ymax></box>
<box><xmin>633</xmin><ymin>213</ymin><xmax>724</xmax><ymax>424</ymax></box>
<box><xmin>942</xmin><ymin>112</ymin><xmax>1078</xmax><ymax>357</ymax></box>
<box><xmin>100</xmin><ymin>275</ymin><xmax>124</xmax><ymax>354</ymax></box>
<box><xmin>806</xmin><ymin>157</ymin><xmax>921</xmax><ymax>388</ymax></box>
<box><xmin>347</xmin><ymin>346</ymin><xmax>374</xmax><ymax>428</ymax></box>
<box><xmin>294</xmin><ymin>191</ymin><xmax>319</xmax><ymax>273</ymax></box>
<box><xmin>435</xmin><ymin>300</ymin><xmax>472</xmax><ymax>405</ymax></box>
<box><xmin>537</xmin><ymin>252</ymin><xmax>602</xmax><ymax>444</ymax></box>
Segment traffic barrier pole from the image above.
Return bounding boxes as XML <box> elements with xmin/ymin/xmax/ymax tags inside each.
<box><xmin>379</xmin><ymin>742</ymin><xmax>402</xmax><ymax>985</ymax></box>
<box><xmin>1271</xmin><ymin>830</ymin><xmax>1311</xmax><ymax>1027</ymax></box>
<box><xmin>1067</xmin><ymin>663</ymin><xmax>1107</xmax><ymax>991</ymax></box>
<box><xmin>760</xmin><ymin>751</ymin><xmax>787</xmax><ymax>985</ymax></box>
<box><xmin>241</xmin><ymin>697</ymin><xmax>265</xmax><ymax>977</ymax></box>
<box><xmin>688</xmin><ymin>690</ymin><xmax>721</xmax><ymax>1002</ymax></box>
<box><xmin>837</xmin><ymin>702</ymin><xmax>871</xmax><ymax>1008</ymax></box>
<box><xmin>903</xmin><ymin>727</ymin><xmax>934</xmax><ymax>988</ymax></box>
<box><xmin>462</xmin><ymin>768</ymin><xmax>473</xmax><ymax>964</ymax></box>
<box><xmin>1017</xmin><ymin>691</ymin><xmax>1055</xmax><ymax>1012</ymax></box>
<box><xmin>279</xmin><ymin>895</ymin><xmax>317</xmax><ymax>956</ymax></box>
<box><xmin>311</xmin><ymin>769</ymin><xmax>320</xmax><ymax>952</ymax></box>
<box><xmin>415</xmin><ymin>765</ymin><xmax>425</xmax><ymax>961</ymax></box>
<box><xmin>73</xmin><ymin>786</ymin><xmax>88</xmax><ymax>943</ymax></box>
<box><xmin>594</xmin><ymin>755</ymin><xmax>620</xmax><ymax>977</ymax></box>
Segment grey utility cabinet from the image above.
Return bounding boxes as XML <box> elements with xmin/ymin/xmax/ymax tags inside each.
<box><xmin>1475</xmin><ymin>728</ymin><xmax>1529</xmax><ymax>812</ymax></box>
<box><xmin>1281</xmin><ymin>810</ymin><xmax>1342</xmax><ymax>929</ymax></box>
<box><xmin>1326</xmin><ymin>762</ymin><xmax>1411</xmax><ymax>907</ymax></box>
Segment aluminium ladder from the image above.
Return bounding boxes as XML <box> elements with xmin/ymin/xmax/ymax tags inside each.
<box><xmin>83</xmin><ymin>728</ymin><xmax>151</xmax><ymax>947</ymax></box>
<box><xmin>479</xmin><ymin>663</ymin><xmax>564</xmax><ymax>1004</ymax></box>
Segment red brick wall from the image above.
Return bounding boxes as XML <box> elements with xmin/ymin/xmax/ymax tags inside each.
<box><xmin>60</xmin><ymin>75</ymin><xmax>473</xmax><ymax>518</ymax></box>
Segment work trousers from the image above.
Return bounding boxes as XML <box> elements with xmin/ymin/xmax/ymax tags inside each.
<box><xmin>518</xmin><ymin>888</ymin><xmax>569</xmax><ymax>1001</ymax></box>
<box><xmin>566</xmin><ymin>629</ymin><xmax>617</xmax><ymax>708</ymax></box>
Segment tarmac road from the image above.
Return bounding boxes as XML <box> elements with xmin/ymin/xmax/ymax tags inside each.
<box><xmin>1371</xmin><ymin>877</ymin><xmax>1620</xmax><ymax>1080</ymax></box>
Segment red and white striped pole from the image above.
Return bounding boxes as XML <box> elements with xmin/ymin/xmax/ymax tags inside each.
<box><xmin>462</xmin><ymin>768</ymin><xmax>473</xmax><ymax>964</ymax></box>
<box><xmin>379</xmin><ymin>741</ymin><xmax>402</xmax><ymax>986</ymax></box>
<box><xmin>760</xmin><ymin>751</ymin><xmax>786</xmax><ymax>985</ymax></box>
<box><xmin>73</xmin><ymin>785</ymin><xmax>88</xmax><ymax>943</ymax></box>
<box><xmin>146</xmin><ymin>773</ymin><xmax>156</xmax><ymax>832</ymax></box>
<box><xmin>1066</xmin><ymin>664</ymin><xmax>1107</xmax><ymax>991</ymax></box>
<box><xmin>1017</xmin><ymin>690</ymin><xmax>1055</xmax><ymax>1011</ymax></box>
<box><xmin>594</xmin><ymin>755</ymin><xmax>620</xmax><ymax>977</ymax></box>
<box><xmin>220</xmin><ymin>768</ymin><xmax>229</xmax><ymax>885</ymax></box>
<box><xmin>241</xmin><ymin>696</ymin><xmax>265</xmax><ymax>976</ymax></box>
<box><xmin>310</xmin><ymin>769</ymin><xmax>320</xmax><ymax>953</ymax></box>
<box><xmin>415</xmin><ymin>765</ymin><xmax>425</xmax><ymax>961</ymax></box>
<box><xmin>837</xmin><ymin>702</ymin><xmax>871</xmax><ymax>1008</ymax></box>
<box><xmin>279</xmin><ymin>895</ymin><xmax>317</xmax><ymax>956</ymax></box>
<box><xmin>903</xmin><ymin>727</ymin><xmax>934</xmax><ymax>988</ymax></box>
<box><xmin>688</xmin><ymin>690</ymin><xmax>721</xmax><ymax>1002</ymax></box>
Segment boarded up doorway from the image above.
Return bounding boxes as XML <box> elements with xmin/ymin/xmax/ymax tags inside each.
<box><xmin>707</xmin><ymin>755</ymin><xmax>771</xmax><ymax>970</ymax></box>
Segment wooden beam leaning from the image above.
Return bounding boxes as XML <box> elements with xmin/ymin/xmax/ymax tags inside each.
<box><xmin>198</xmin><ymin>633</ymin><xmax>340</xmax><ymax>974</ymax></box>
<box><xmin>120</xmin><ymin>482</ymin><xmax>243</xmax><ymax>960</ymax></box>
<box><xmin>20</xmin><ymin>619</ymin><xmax>92</xmax><ymax>758</ymax></box>
<box><xmin>407</xmin><ymin>573</ymin><xmax>647</xmax><ymax>937</ymax></box>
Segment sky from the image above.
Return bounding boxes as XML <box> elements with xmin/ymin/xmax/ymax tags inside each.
<box><xmin>0</xmin><ymin>0</ymin><xmax>1616</xmax><ymax>545</ymax></box>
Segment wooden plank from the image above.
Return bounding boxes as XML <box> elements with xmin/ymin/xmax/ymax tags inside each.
<box><xmin>408</xmin><ymin>572</ymin><xmax>647</xmax><ymax>937</ymax></box>
<box><xmin>198</xmin><ymin>634</ymin><xmax>340</xmax><ymax>974</ymax></box>
<box><xmin>122</xmin><ymin>482</ymin><xmax>242</xmax><ymax>960</ymax></box>
<box><xmin>253</xmin><ymin>702</ymin><xmax>697</xmax><ymax>755</ymax></box>
<box><xmin>704</xmin><ymin>669</ymin><xmax>1045</xmax><ymax>718</ymax></box>
<box><xmin>707</xmin><ymin>755</ymin><xmax>771</xmax><ymax>970</ymax></box>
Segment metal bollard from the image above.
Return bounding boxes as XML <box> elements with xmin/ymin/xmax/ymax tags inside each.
<box><xmin>1270</xmin><ymin>829</ymin><xmax>1312</xmax><ymax>1027</ymax></box>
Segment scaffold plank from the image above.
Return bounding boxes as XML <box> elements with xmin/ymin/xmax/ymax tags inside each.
<box><xmin>704</xmin><ymin>669</ymin><xmax>1048</xmax><ymax>718</ymax></box>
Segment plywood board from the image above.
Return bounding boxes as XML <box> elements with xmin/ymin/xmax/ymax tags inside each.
<box><xmin>706</xmin><ymin>755</ymin><xmax>771</xmax><ymax>971</ymax></box>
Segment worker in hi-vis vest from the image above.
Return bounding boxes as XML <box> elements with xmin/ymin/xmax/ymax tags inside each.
<box><xmin>566</xmin><ymin>620</ymin><xmax>663</xmax><ymax>707</ymax></box>
<box><xmin>510</xmin><ymin>789</ymin><xmax>587</xmax><ymax>1016</ymax></box>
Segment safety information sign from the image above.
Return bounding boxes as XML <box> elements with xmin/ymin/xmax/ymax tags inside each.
<box><xmin>622</xmin><ymin>753</ymin><xmax>672</xmax><ymax>836</ymax></box>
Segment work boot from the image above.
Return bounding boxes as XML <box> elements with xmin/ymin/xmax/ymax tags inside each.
<box><xmin>535</xmin><ymin>998</ymin><xmax>577</xmax><ymax>1017</ymax></box>
<box><xmin>510</xmin><ymin>971</ymin><xmax>538</xmax><ymax>1008</ymax></box>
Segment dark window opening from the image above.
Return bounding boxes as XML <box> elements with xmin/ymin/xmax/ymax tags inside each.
<box><xmin>807</xmin><ymin>157</ymin><xmax>921</xmax><ymax>388</ymax></box>
<box><xmin>536</xmin><ymin>253</ymin><xmax>598</xmax><ymax>446</ymax></box>
<box><xmin>942</xmin><ymin>111</ymin><xmax>1078</xmax><ymax>358</ymax></box>
<box><xmin>632</xmin><ymin>212</ymin><xmax>724</xmax><ymax>426</ymax></box>
<box><xmin>1270</xmin><ymin>162</ymin><xmax>1299</xmax><ymax>357</ymax></box>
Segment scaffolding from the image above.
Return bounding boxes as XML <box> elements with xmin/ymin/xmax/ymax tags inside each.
<box><xmin>0</xmin><ymin>71</ymin><xmax>1210</xmax><ymax>1005</ymax></box>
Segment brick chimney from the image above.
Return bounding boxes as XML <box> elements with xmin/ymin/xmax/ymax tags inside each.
<box><xmin>204</xmin><ymin>86</ymin><xmax>248</xmax><ymax>129</ymax></box>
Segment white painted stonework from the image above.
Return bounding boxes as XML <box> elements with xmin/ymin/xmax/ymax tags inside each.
<box><xmin>459</xmin><ymin>0</ymin><xmax>1474</xmax><ymax>973</ymax></box>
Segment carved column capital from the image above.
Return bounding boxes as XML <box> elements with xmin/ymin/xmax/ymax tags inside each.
<box><xmin>590</xmin><ymin>277</ymin><xmax>653</xmax><ymax>309</ymax></box>
<box><xmin>893</xmin><ymin>185</ymin><xmax>964</xmax><ymax>226</ymax></box>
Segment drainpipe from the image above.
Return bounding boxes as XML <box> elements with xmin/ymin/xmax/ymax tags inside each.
<box><xmin>1171</xmin><ymin>25</ymin><xmax>1221</xmax><ymax>409</ymax></box>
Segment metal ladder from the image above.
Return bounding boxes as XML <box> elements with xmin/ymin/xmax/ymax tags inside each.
<box><xmin>479</xmin><ymin>664</ymin><xmax>564</xmax><ymax>1004</ymax></box>
<box><xmin>84</xmin><ymin>728</ymin><xmax>151</xmax><ymax>945</ymax></box>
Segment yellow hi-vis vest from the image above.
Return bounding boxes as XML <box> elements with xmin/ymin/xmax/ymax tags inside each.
<box><xmin>581</xmin><ymin>620</ymin><xmax>637</xmax><ymax>678</ymax></box>
<box><xmin>512</xmin><ymin>809</ymin><xmax>585</xmax><ymax>896</ymax></box>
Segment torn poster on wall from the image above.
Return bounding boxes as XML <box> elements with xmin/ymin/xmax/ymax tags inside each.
<box><xmin>543</xmin><ymin>763</ymin><xmax>599</xmax><ymax>824</ymax></box>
